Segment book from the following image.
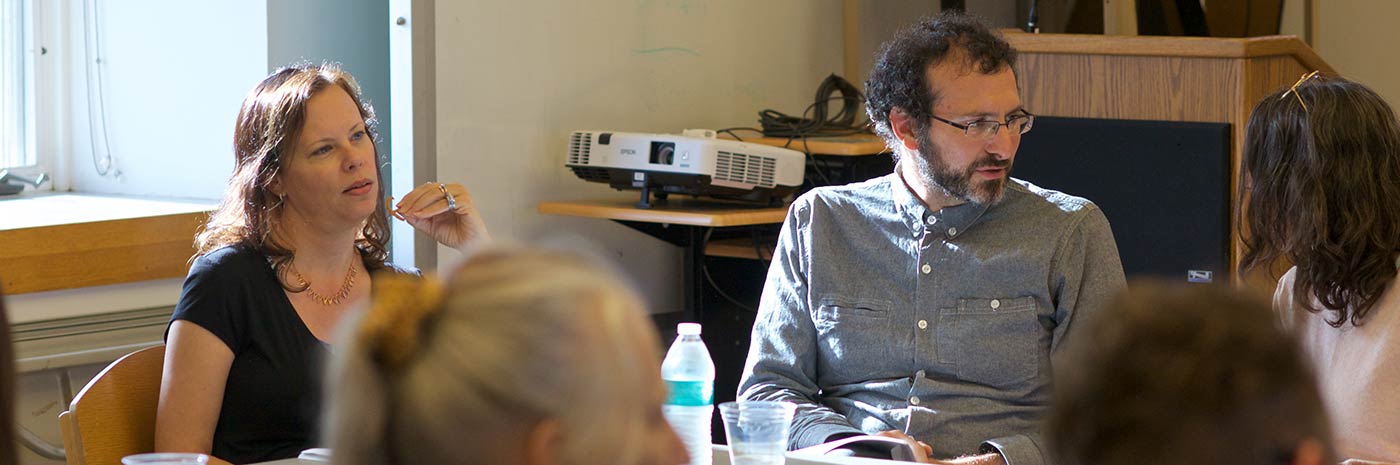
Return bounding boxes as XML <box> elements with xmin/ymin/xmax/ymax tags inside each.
<box><xmin>792</xmin><ymin>435</ymin><xmax>926</xmax><ymax>462</ymax></box>
<box><xmin>297</xmin><ymin>448</ymin><xmax>331</xmax><ymax>462</ymax></box>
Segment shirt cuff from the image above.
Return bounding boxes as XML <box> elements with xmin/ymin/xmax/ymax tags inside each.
<box><xmin>792</xmin><ymin>422</ymin><xmax>864</xmax><ymax>450</ymax></box>
<box><xmin>981</xmin><ymin>434</ymin><xmax>1045</xmax><ymax>465</ymax></box>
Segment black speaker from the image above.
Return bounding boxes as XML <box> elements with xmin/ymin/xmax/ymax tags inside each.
<box><xmin>1013</xmin><ymin>116</ymin><xmax>1231</xmax><ymax>283</ymax></box>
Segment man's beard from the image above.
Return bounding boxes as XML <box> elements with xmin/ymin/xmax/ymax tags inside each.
<box><xmin>911</xmin><ymin>130</ymin><xmax>1012</xmax><ymax>205</ymax></box>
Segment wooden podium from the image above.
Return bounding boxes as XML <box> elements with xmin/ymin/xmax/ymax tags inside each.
<box><xmin>1002</xmin><ymin>31</ymin><xmax>1333</xmax><ymax>281</ymax></box>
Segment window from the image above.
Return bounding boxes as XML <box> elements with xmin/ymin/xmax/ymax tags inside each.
<box><xmin>0</xmin><ymin>0</ymin><xmax>36</xmax><ymax>170</ymax></box>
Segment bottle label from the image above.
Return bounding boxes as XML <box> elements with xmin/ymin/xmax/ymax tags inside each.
<box><xmin>664</xmin><ymin>380</ymin><xmax>714</xmax><ymax>406</ymax></box>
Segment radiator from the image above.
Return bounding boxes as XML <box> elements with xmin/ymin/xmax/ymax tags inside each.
<box><xmin>11</xmin><ymin>307</ymin><xmax>170</xmax><ymax>465</ymax></box>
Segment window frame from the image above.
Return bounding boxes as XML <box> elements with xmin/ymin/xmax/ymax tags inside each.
<box><xmin>2</xmin><ymin>0</ymin><xmax>55</xmax><ymax>191</ymax></box>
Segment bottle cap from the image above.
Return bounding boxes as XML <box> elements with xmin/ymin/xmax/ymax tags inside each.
<box><xmin>677</xmin><ymin>322</ymin><xmax>702</xmax><ymax>335</ymax></box>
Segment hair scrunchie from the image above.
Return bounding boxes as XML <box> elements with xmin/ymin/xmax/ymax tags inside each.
<box><xmin>357</xmin><ymin>273</ymin><xmax>445</xmax><ymax>370</ymax></box>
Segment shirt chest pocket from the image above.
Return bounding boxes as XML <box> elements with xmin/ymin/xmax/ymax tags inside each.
<box><xmin>936</xmin><ymin>296</ymin><xmax>1042</xmax><ymax>388</ymax></box>
<box><xmin>813</xmin><ymin>295</ymin><xmax>894</xmax><ymax>362</ymax></box>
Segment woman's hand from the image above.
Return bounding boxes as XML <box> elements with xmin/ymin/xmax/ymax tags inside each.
<box><xmin>390</xmin><ymin>182</ymin><xmax>492</xmax><ymax>251</ymax></box>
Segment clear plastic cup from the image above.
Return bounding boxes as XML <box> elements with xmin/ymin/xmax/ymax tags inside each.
<box><xmin>720</xmin><ymin>401</ymin><xmax>796</xmax><ymax>465</ymax></box>
<box><xmin>120</xmin><ymin>453</ymin><xmax>210</xmax><ymax>465</ymax></box>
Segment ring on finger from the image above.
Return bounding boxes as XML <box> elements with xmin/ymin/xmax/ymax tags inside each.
<box><xmin>437</xmin><ymin>183</ymin><xmax>459</xmax><ymax>210</ymax></box>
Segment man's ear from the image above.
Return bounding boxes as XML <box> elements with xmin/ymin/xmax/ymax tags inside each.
<box><xmin>1292</xmin><ymin>438</ymin><xmax>1325</xmax><ymax>465</ymax></box>
<box><xmin>888</xmin><ymin>108</ymin><xmax>922</xmax><ymax>152</ymax></box>
<box><xmin>522</xmin><ymin>418</ymin><xmax>561</xmax><ymax>465</ymax></box>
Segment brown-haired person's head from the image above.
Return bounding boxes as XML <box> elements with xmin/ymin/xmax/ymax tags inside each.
<box><xmin>196</xmin><ymin>62</ymin><xmax>391</xmax><ymax>284</ymax></box>
<box><xmin>1239</xmin><ymin>73</ymin><xmax>1400</xmax><ymax>327</ymax></box>
<box><xmin>1048</xmin><ymin>282</ymin><xmax>1333</xmax><ymax>465</ymax></box>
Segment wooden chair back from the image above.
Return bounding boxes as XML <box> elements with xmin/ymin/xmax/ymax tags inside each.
<box><xmin>58</xmin><ymin>345</ymin><xmax>166</xmax><ymax>465</ymax></box>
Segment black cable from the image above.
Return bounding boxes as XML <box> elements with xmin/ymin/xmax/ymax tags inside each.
<box><xmin>717</xmin><ymin>127</ymin><xmax>763</xmax><ymax>142</ymax></box>
<box><xmin>758</xmin><ymin>74</ymin><xmax>868</xmax><ymax>139</ymax></box>
<box><xmin>806</xmin><ymin>154</ymin><xmax>835</xmax><ymax>186</ymax></box>
<box><xmin>702</xmin><ymin>263</ymin><xmax>757</xmax><ymax>314</ymax></box>
<box><xmin>700</xmin><ymin>229</ymin><xmax>758</xmax><ymax>313</ymax></box>
<box><xmin>723</xmin><ymin>125</ymin><xmax>837</xmax><ymax>190</ymax></box>
<box><xmin>753</xmin><ymin>75</ymin><xmax>872</xmax><ymax>191</ymax></box>
<box><xmin>750</xmin><ymin>227</ymin><xmax>771</xmax><ymax>269</ymax></box>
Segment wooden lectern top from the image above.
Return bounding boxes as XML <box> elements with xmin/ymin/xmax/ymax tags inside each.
<box><xmin>1002</xmin><ymin>31</ymin><xmax>1334</xmax><ymax>75</ymax></box>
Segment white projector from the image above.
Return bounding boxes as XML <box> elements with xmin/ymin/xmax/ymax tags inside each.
<box><xmin>565</xmin><ymin>129</ymin><xmax>806</xmax><ymax>208</ymax></box>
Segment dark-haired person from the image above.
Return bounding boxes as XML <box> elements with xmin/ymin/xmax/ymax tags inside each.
<box><xmin>1048</xmin><ymin>282</ymin><xmax>1333</xmax><ymax>465</ymax></box>
<box><xmin>1</xmin><ymin>284</ymin><xmax>16</xmax><ymax>465</ymax></box>
<box><xmin>155</xmin><ymin>63</ymin><xmax>491</xmax><ymax>464</ymax></box>
<box><xmin>1240</xmin><ymin>73</ymin><xmax>1400</xmax><ymax>463</ymax></box>
<box><xmin>737</xmin><ymin>11</ymin><xmax>1124</xmax><ymax>465</ymax></box>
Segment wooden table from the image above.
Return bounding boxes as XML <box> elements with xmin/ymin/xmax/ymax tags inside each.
<box><xmin>539</xmin><ymin>198</ymin><xmax>786</xmax><ymax>322</ymax></box>
<box><xmin>254</xmin><ymin>445</ymin><xmax>898</xmax><ymax>465</ymax></box>
<box><xmin>731</xmin><ymin>133</ymin><xmax>888</xmax><ymax>156</ymax></box>
<box><xmin>539</xmin><ymin>198</ymin><xmax>786</xmax><ymax>227</ymax></box>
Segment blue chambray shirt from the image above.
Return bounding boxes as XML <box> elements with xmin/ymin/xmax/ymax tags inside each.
<box><xmin>738</xmin><ymin>173</ymin><xmax>1125</xmax><ymax>465</ymax></box>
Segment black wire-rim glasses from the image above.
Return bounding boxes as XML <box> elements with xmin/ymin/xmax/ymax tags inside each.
<box><xmin>929</xmin><ymin>112</ymin><xmax>1036</xmax><ymax>140</ymax></box>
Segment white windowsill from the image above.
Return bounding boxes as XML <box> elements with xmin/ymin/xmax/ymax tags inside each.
<box><xmin>0</xmin><ymin>192</ymin><xmax>216</xmax><ymax>323</ymax></box>
<box><xmin>0</xmin><ymin>192</ymin><xmax>214</xmax><ymax>230</ymax></box>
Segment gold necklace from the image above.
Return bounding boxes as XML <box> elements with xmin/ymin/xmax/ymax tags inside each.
<box><xmin>291</xmin><ymin>262</ymin><xmax>357</xmax><ymax>306</ymax></box>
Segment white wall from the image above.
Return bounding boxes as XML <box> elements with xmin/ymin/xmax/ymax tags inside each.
<box><xmin>61</xmin><ymin>0</ymin><xmax>266</xmax><ymax>199</ymax></box>
<box><xmin>432</xmin><ymin>0</ymin><xmax>845</xmax><ymax>313</ymax></box>
<box><xmin>850</xmin><ymin>0</ymin><xmax>940</xmax><ymax>86</ymax></box>
<box><xmin>1309</xmin><ymin>1</ymin><xmax>1400</xmax><ymax>106</ymax></box>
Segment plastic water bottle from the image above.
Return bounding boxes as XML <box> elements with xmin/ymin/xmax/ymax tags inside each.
<box><xmin>662</xmin><ymin>322</ymin><xmax>716</xmax><ymax>465</ymax></box>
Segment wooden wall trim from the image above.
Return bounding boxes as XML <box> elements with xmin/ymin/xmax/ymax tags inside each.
<box><xmin>1</xmin><ymin>212</ymin><xmax>206</xmax><ymax>294</ymax></box>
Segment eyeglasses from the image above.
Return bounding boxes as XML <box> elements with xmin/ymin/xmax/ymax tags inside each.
<box><xmin>929</xmin><ymin>113</ymin><xmax>1035</xmax><ymax>140</ymax></box>
<box><xmin>1280</xmin><ymin>70</ymin><xmax>1321</xmax><ymax>112</ymax></box>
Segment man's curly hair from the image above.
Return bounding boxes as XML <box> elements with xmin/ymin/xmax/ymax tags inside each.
<box><xmin>865</xmin><ymin>11</ymin><xmax>1016</xmax><ymax>156</ymax></box>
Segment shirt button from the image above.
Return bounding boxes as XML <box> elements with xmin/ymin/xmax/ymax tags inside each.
<box><xmin>926</xmin><ymin>216</ymin><xmax>936</xmax><ymax>225</ymax></box>
<box><xmin>920</xmin><ymin>264</ymin><xmax>932</xmax><ymax>274</ymax></box>
<box><xmin>910</xmin><ymin>396</ymin><xmax>921</xmax><ymax>405</ymax></box>
<box><xmin>915</xmin><ymin>369</ymin><xmax>926</xmax><ymax>378</ymax></box>
<box><xmin>917</xmin><ymin>319</ymin><xmax>928</xmax><ymax>329</ymax></box>
<box><xmin>948</xmin><ymin>227</ymin><xmax>958</xmax><ymax>236</ymax></box>
<box><xmin>990</xmin><ymin>299</ymin><xmax>1001</xmax><ymax>310</ymax></box>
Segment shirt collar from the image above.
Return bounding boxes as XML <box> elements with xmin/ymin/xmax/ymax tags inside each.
<box><xmin>890</xmin><ymin>172</ymin><xmax>993</xmax><ymax>239</ymax></box>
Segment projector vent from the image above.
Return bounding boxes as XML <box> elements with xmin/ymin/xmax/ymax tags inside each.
<box><xmin>569</xmin><ymin>166</ymin><xmax>610</xmax><ymax>183</ymax></box>
<box><xmin>715</xmin><ymin>151</ymin><xmax>777</xmax><ymax>188</ymax></box>
<box><xmin>568</xmin><ymin>132</ymin><xmax>592</xmax><ymax>165</ymax></box>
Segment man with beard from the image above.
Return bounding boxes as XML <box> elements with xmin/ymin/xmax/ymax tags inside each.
<box><xmin>737</xmin><ymin>11</ymin><xmax>1125</xmax><ymax>465</ymax></box>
